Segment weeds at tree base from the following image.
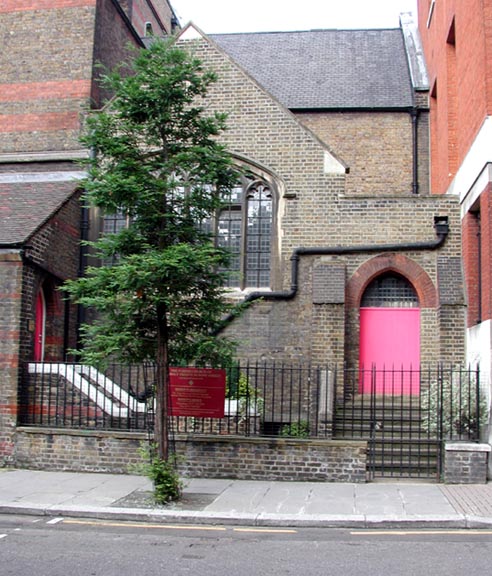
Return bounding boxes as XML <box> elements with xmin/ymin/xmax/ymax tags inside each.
<box><xmin>132</xmin><ymin>443</ymin><xmax>183</xmax><ymax>505</ymax></box>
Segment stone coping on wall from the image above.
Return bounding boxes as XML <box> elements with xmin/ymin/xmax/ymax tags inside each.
<box><xmin>15</xmin><ymin>427</ymin><xmax>364</xmax><ymax>449</ymax></box>
<box><xmin>173</xmin><ymin>433</ymin><xmax>365</xmax><ymax>449</ymax></box>
<box><xmin>445</xmin><ymin>442</ymin><xmax>491</xmax><ymax>453</ymax></box>
<box><xmin>15</xmin><ymin>426</ymin><xmax>147</xmax><ymax>441</ymax></box>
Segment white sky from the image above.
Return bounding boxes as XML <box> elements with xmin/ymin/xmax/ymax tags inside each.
<box><xmin>171</xmin><ymin>0</ymin><xmax>419</xmax><ymax>34</ymax></box>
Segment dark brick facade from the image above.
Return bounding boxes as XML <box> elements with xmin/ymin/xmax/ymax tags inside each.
<box><xmin>0</xmin><ymin>0</ymin><xmax>176</xmax><ymax>466</ymax></box>
<box><xmin>175</xmin><ymin>29</ymin><xmax>465</xmax><ymax>369</ymax></box>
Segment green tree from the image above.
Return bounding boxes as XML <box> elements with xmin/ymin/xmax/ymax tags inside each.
<box><xmin>65</xmin><ymin>40</ymin><xmax>239</xmax><ymax>461</ymax></box>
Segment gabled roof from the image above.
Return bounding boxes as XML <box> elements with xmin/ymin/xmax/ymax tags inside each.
<box><xmin>211</xmin><ymin>29</ymin><xmax>414</xmax><ymax>110</ymax></box>
<box><xmin>0</xmin><ymin>178</ymin><xmax>81</xmax><ymax>245</ymax></box>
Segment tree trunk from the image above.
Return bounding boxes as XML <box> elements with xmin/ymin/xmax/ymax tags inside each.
<box><xmin>155</xmin><ymin>305</ymin><xmax>169</xmax><ymax>461</ymax></box>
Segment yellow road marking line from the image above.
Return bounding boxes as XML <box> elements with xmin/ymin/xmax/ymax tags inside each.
<box><xmin>63</xmin><ymin>519</ymin><xmax>227</xmax><ymax>531</ymax></box>
<box><xmin>62</xmin><ymin>520</ymin><xmax>297</xmax><ymax>534</ymax></box>
<box><xmin>351</xmin><ymin>530</ymin><xmax>492</xmax><ymax>536</ymax></box>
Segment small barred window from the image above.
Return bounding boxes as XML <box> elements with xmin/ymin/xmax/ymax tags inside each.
<box><xmin>361</xmin><ymin>274</ymin><xmax>418</xmax><ymax>308</ymax></box>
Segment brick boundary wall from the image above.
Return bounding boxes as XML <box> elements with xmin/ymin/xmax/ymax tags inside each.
<box><xmin>176</xmin><ymin>436</ymin><xmax>367</xmax><ymax>482</ymax></box>
<box><xmin>13</xmin><ymin>428</ymin><xmax>367</xmax><ymax>483</ymax></box>
<box><xmin>444</xmin><ymin>442</ymin><xmax>491</xmax><ymax>484</ymax></box>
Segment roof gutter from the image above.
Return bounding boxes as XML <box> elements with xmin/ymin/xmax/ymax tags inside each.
<box><xmin>213</xmin><ymin>216</ymin><xmax>449</xmax><ymax>334</ymax></box>
<box><xmin>0</xmin><ymin>242</ymin><xmax>25</xmax><ymax>249</ymax></box>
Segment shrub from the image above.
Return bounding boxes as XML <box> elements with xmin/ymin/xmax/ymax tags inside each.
<box><xmin>421</xmin><ymin>372</ymin><xmax>488</xmax><ymax>439</ymax></box>
<box><xmin>226</xmin><ymin>370</ymin><xmax>263</xmax><ymax>415</ymax></box>
<box><xmin>280</xmin><ymin>420</ymin><xmax>310</xmax><ymax>438</ymax></box>
<box><xmin>132</xmin><ymin>443</ymin><xmax>183</xmax><ymax>504</ymax></box>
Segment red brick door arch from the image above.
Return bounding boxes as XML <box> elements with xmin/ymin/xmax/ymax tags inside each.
<box><xmin>346</xmin><ymin>254</ymin><xmax>437</xmax><ymax>309</ymax></box>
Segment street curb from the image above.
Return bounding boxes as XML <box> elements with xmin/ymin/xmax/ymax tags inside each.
<box><xmin>2</xmin><ymin>503</ymin><xmax>488</xmax><ymax>529</ymax></box>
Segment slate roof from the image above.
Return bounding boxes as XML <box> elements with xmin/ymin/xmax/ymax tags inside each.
<box><xmin>0</xmin><ymin>180</ymin><xmax>79</xmax><ymax>245</ymax></box>
<box><xmin>211</xmin><ymin>29</ymin><xmax>414</xmax><ymax>109</ymax></box>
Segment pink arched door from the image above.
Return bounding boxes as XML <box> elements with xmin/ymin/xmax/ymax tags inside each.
<box><xmin>34</xmin><ymin>288</ymin><xmax>46</xmax><ymax>362</ymax></box>
<box><xmin>359</xmin><ymin>274</ymin><xmax>420</xmax><ymax>395</ymax></box>
<box><xmin>359</xmin><ymin>307</ymin><xmax>420</xmax><ymax>395</ymax></box>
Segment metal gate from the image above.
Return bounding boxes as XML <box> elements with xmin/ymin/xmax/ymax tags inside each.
<box><xmin>334</xmin><ymin>365</ymin><xmax>485</xmax><ymax>479</ymax></box>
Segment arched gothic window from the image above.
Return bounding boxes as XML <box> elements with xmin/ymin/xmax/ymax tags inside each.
<box><xmin>101</xmin><ymin>172</ymin><xmax>275</xmax><ymax>289</ymax></box>
<box><xmin>217</xmin><ymin>174</ymin><xmax>273</xmax><ymax>289</ymax></box>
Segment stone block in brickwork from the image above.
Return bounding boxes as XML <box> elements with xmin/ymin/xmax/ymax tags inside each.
<box><xmin>438</xmin><ymin>256</ymin><xmax>465</xmax><ymax>305</ymax></box>
<box><xmin>312</xmin><ymin>263</ymin><xmax>346</xmax><ymax>304</ymax></box>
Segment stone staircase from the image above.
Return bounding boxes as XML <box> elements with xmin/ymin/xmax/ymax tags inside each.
<box><xmin>334</xmin><ymin>396</ymin><xmax>441</xmax><ymax>479</ymax></box>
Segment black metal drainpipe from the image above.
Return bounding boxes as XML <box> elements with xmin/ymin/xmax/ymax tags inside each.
<box><xmin>75</xmin><ymin>200</ymin><xmax>90</xmax><ymax>350</ymax></box>
<box><xmin>411</xmin><ymin>106</ymin><xmax>420</xmax><ymax>195</ymax></box>
<box><xmin>212</xmin><ymin>217</ymin><xmax>449</xmax><ymax>335</ymax></box>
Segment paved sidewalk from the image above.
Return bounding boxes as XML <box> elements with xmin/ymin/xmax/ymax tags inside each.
<box><xmin>0</xmin><ymin>468</ymin><xmax>491</xmax><ymax>528</ymax></box>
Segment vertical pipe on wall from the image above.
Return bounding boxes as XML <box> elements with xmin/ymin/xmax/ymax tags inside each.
<box><xmin>76</xmin><ymin>200</ymin><xmax>90</xmax><ymax>350</ymax></box>
<box><xmin>411</xmin><ymin>107</ymin><xmax>420</xmax><ymax>195</ymax></box>
<box><xmin>476</xmin><ymin>210</ymin><xmax>482</xmax><ymax>324</ymax></box>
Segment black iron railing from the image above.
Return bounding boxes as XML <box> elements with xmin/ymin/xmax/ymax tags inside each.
<box><xmin>21</xmin><ymin>361</ymin><xmax>488</xmax><ymax>478</ymax></box>
<box><xmin>21</xmin><ymin>362</ymin><xmax>335</xmax><ymax>437</ymax></box>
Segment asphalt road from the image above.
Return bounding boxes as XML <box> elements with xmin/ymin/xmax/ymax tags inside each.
<box><xmin>1</xmin><ymin>514</ymin><xmax>492</xmax><ymax>576</ymax></box>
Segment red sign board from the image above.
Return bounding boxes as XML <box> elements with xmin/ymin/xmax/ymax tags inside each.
<box><xmin>169</xmin><ymin>367</ymin><xmax>226</xmax><ymax>418</ymax></box>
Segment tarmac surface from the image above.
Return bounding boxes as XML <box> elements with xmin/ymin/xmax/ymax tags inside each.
<box><xmin>1</xmin><ymin>468</ymin><xmax>492</xmax><ymax>529</ymax></box>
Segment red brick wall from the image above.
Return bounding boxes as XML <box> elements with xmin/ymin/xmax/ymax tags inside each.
<box><xmin>0</xmin><ymin>254</ymin><xmax>23</xmax><ymax>463</ymax></box>
<box><xmin>0</xmin><ymin>190</ymin><xmax>81</xmax><ymax>464</ymax></box>
<box><xmin>461</xmin><ymin>185</ymin><xmax>492</xmax><ymax>327</ymax></box>
<box><xmin>419</xmin><ymin>0</ymin><xmax>491</xmax><ymax>194</ymax></box>
<box><xmin>0</xmin><ymin>2</ymin><xmax>96</xmax><ymax>153</ymax></box>
<box><xmin>480</xmin><ymin>187</ymin><xmax>492</xmax><ymax>322</ymax></box>
<box><xmin>127</xmin><ymin>0</ymin><xmax>176</xmax><ymax>37</ymax></box>
<box><xmin>21</xmin><ymin>191</ymin><xmax>82</xmax><ymax>364</ymax></box>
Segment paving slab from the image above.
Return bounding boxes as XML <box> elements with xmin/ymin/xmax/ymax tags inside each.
<box><xmin>305</xmin><ymin>483</ymin><xmax>356</xmax><ymax>515</ymax></box>
<box><xmin>399</xmin><ymin>484</ymin><xmax>457</xmax><ymax>516</ymax></box>
<box><xmin>353</xmin><ymin>484</ymin><xmax>406</xmax><ymax>515</ymax></box>
<box><xmin>203</xmin><ymin>480</ymin><xmax>272</xmax><ymax>514</ymax></box>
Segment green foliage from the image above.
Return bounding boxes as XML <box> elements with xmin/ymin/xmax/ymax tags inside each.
<box><xmin>421</xmin><ymin>373</ymin><xmax>489</xmax><ymax>439</ymax></box>
<box><xmin>226</xmin><ymin>368</ymin><xmax>263</xmax><ymax>416</ymax></box>
<box><xmin>226</xmin><ymin>371</ymin><xmax>253</xmax><ymax>399</ymax></box>
<box><xmin>133</xmin><ymin>443</ymin><xmax>183</xmax><ymax>505</ymax></box>
<box><xmin>148</xmin><ymin>457</ymin><xmax>182</xmax><ymax>505</ymax></box>
<box><xmin>64</xmin><ymin>39</ymin><xmax>241</xmax><ymax>368</ymax></box>
<box><xmin>280</xmin><ymin>420</ymin><xmax>310</xmax><ymax>438</ymax></box>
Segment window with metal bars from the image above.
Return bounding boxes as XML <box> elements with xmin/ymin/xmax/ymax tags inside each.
<box><xmin>361</xmin><ymin>273</ymin><xmax>419</xmax><ymax>308</ymax></box>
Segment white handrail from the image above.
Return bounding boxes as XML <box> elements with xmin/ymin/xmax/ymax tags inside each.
<box><xmin>27</xmin><ymin>363</ymin><xmax>148</xmax><ymax>417</ymax></box>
